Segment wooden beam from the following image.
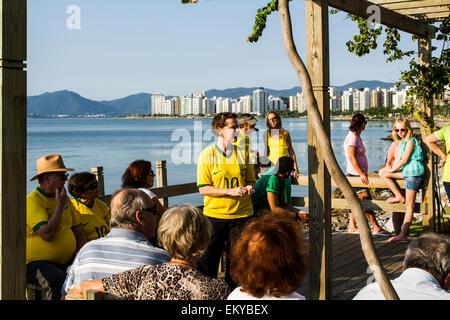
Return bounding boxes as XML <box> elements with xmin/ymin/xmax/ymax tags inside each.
<box><xmin>418</xmin><ymin>35</ymin><xmax>435</xmax><ymax>232</ymax></box>
<box><xmin>328</xmin><ymin>0</ymin><xmax>436</xmax><ymax>37</ymax></box>
<box><xmin>396</xmin><ymin>6</ymin><xmax>450</xmax><ymax>15</ymax></box>
<box><xmin>381</xmin><ymin>0</ymin><xmax>450</xmax><ymax>10</ymax></box>
<box><xmin>306</xmin><ymin>0</ymin><xmax>332</xmax><ymax>301</ymax></box>
<box><xmin>295</xmin><ymin>174</ymin><xmax>406</xmax><ymax>188</ymax></box>
<box><xmin>0</xmin><ymin>0</ymin><xmax>27</xmax><ymax>300</ymax></box>
<box><xmin>292</xmin><ymin>197</ymin><xmax>423</xmax><ymax>213</ymax></box>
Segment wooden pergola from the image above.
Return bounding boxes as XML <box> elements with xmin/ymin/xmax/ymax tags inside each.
<box><xmin>0</xmin><ymin>0</ymin><xmax>447</xmax><ymax>299</ymax></box>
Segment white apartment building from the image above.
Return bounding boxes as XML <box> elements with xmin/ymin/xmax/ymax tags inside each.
<box><xmin>253</xmin><ymin>87</ymin><xmax>268</xmax><ymax>115</ymax></box>
<box><xmin>342</xmin><ymin>90</ymin><xmax>353</xmax><ymax>112</ymax></box>
<box><xmin>359</xmin><ymin>88</ymin><xmax>370</xmax><ymax>110</ymax></box>
<box><xmin>289</xmin><ymin>92</ymin><xmax>305</xmax><ymax>113</ymax></box>
<box><xmin>268</xmin><ymin>95</ymin><xmax>285</xmax><ymax>111</ymax></box>
<box><xmin>151</xmin><ymin>93</ymin><xmax>166</xmax><ymax>115</ymax></box>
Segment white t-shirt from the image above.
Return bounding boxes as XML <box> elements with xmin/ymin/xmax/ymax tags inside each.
<box><xmin>227</xmin><ymin>287</ymin><xmax>305</xmax><ymax>300</ymax></box>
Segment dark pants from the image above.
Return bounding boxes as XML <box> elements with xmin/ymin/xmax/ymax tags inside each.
<box><xmin>26</xmin><ymin>261</ymin><xmax>68</xmax><ymax>300</ymax></box>
<box><xmin>444</xmin><ymin>182</ymin><xmax>450</xmax><ymax>203</ymax></box>
<box><xmin>197</xmin><ymin>216</ymin><xmax>251</xmax><ymax>290</ymax></box>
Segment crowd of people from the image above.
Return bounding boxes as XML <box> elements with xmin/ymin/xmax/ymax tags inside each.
<box><xmin>26</xmin><ymin>111</ymin><xmax>450</xmax><ymax>300</ymax></box>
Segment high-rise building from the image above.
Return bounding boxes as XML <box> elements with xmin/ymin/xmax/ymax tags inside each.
<box><xmin>342</xmin><ymin>90</ymin><xmax>353</xmax><ymax>112</ymax></box>
<box><xmin>381</xmin><ymin>89</ymin><xmax>393</xmax><ymax>108</ymax></box>
<box><xmin>151</xmin><ymin>93</ymin><xmax>165</xmax><ymax>115</ymax></box>
<box><xmin>359</xmin><ymin>88</ymin><xmax>370</xmax><ymax>110</ymax></box>
<box><xmin>370</xmin><ymin>87</ymin><xmax>382</xmax><ymax>108</ymax></box>
<box><xmin>268</xmin><ymin>96</ymin><xmax>285</xmax><ymax>111</ymax></box>
<box><xmin>253</xmin><ymin>87</ymin><xmax>268</xmax><ymax>115</ymax></box>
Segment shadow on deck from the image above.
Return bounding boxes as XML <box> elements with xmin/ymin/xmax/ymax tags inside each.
<box><xmin>297</xmin><ymin>231</ymin><xmax>409</xmax><ymax>300</ymax></box>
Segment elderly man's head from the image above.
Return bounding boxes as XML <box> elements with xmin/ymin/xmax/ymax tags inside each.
<box><xmin>30</xmin><ymin>154</ymin><xmax>74</xmax><ymax>195</ymax></box>
<box><xmin>110</xmin><ymin>189</ymin><xmax>159</xmax><ymax>241</ymax></box>
<box><xmin>404</xmin><ymin>232</ymin><xmax>450</xmax><ymax>290</ymax></box>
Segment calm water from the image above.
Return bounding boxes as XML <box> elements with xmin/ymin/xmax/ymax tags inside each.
<box><xmin>27</xmin><ymin>118</ymin><xmax>395</xmax><ymax>206</ymax></box>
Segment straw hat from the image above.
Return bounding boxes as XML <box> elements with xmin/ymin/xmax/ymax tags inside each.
<box><xmin>30</xmin><ymin>154</ymin><xmax>74</xmax><ymax>181</ymax></box>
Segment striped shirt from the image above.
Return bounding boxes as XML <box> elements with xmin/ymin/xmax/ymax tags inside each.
<box><xmin>61</xmin><ymin>228</ymin><xmax>169</xmax><ymax>296</ymax></box>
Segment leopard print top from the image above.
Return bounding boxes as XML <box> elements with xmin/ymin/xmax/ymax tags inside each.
<box><xmin>102</xmin><ymin>263</ymin><xmax>230</xmax><ymax>300</ymax></box>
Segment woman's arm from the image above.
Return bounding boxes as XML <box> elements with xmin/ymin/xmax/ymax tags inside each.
<box><xmin>286</xmin><ymin>131</ymin><xmax>299</xmax><ymax>176</ymax></box>
<box><xmin>66</xmin><ymin>279</ymin><xmax>104</xmax><ymax>299</ymax></box>
<box><xmin>390</xmin><ymin>140</ymin><xmax>415</xmax><ymax>172</ymax></box>
<box><xmin>347</xmin><ymin>146</ymin><xmax>368</xmax><ymax>184</ymax></box>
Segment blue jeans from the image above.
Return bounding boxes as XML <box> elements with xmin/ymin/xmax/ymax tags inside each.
<box><xmin>404</xmin><ymin>176</ymin><xmax>423</xmax><ymax>192</ymax></box>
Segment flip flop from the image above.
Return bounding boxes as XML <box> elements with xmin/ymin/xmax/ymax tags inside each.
<box><xmin>388</xmin><ymin>237</ymin><xmax>408</xmax><ymax>243</ymax></box>
<box><xmin>347</xmin><ymin>230</ymin><xmax>359</xmax><ymax>234</ymax></box>
<box><xmin>374</xmin><ymin>230</ymin><xmax>392</xmax><ymax>237</ymax></box>
<box><xmin>387</xmin><ymin>196</ymin><xmax>401</xmax><ymax>204</ymax></box>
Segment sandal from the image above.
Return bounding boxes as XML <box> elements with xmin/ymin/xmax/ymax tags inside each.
<box><xmin>388</xmin><ymin>236</ymin><xmax>408</xmax><ymax>243</ymax></box>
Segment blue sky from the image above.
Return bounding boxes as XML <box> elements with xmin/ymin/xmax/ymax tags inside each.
<box><xmin>28</xmin><ymin>0</ymin><xmax>418</xmax><ymax>101</ymax></box>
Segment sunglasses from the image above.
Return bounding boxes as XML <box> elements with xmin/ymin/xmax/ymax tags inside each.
<box><xmin>148</xmin><ymin>170</ymin><xmax>155</xmax><ymax>177</ymax></box>
<box><xmin>141</xmin><ymin>205</ymin><xmax>158</xmax><ymax>216</ymax></box>
<box><xmin>395</xmin><ymin>128</ymin><xmax>407</xmax><ymax>132</ymax></box>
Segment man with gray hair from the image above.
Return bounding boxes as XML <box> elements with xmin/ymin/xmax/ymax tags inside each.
<box><xmin>353</xmin><ymin>232</ymin><xmax>450</xmax><ymax>300</ymax></box>
<box><xmin>61</xmin><ymin>188</ymin><xmax>169</xmax><ymax>298</ymax></box>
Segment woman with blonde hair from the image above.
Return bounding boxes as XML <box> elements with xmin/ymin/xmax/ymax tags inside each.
<box><xmin>379</xmin><ymin>118</ymin><xmax>424</xmax><ymax>243</ymax></box>
<box><xmin>67</xmin><ymin>205</ymin><xmax>230</xmax><ymax>300</ymax></box>
<box><xmin>263</xmin><ymin>111</ymin><xmax>299</xmax><ymax>178</ymax></box>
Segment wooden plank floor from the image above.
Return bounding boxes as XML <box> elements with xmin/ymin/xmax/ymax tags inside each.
<box><xmin>297</xmin><ymin>231</ymin><xmax>409</xmax><ymax>300</ymax></box>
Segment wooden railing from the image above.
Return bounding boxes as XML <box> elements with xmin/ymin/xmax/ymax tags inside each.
<box><xmin>92</xmin><ymin>160</ymin><xmax>425</xmax><ymax>216</ymax></box>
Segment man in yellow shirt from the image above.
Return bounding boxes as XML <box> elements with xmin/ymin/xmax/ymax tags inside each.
<box><xmin>197</xmin><ymin>112</ymin><xmax>255</xmax><ymax>288</ymax></box>
<box><xmin>27</xmin><ymin>154</ymin><xmax>87</xmax><ymax>300</ymax></box>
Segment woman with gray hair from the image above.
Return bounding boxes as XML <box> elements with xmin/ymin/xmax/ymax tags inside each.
<box><xmin>67</xmin><ymin>205</ymin><xmax>230</xmax><ymax>300</ymax></box>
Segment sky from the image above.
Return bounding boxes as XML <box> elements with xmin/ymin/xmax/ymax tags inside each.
<box><xmin>27</xmin><ymin>0</ymin><xmax>420</xmax><ymax>101</ymax></box>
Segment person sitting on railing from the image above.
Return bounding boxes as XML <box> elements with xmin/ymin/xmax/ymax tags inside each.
<box><xmin>121</xmin><ymin>160</ymin><xmax>166</xmax><ymax>217</ymax></box>
<box><xmin>68</xmin><ymin>172</ymin><xmax>110</xmax><ymax>242</ymax></box>
<box><xmin>424</xmin><ymin>124</ymin><xmax>449</xmax><ymax>203</ymax></box>
<box><xmin>228</xmin><ymin>212</ymin><xmax>309</xmax><ymax>300</ymax></box>
<box><xmin>344</xmin><ymin>113</ymin><xmax>391</xmax><ymax>236</ymax></box>
<box><xmin>353</xmin><ymin>232</ymin><xmax>450</xmax><ymax>300</ymax></box>
<box><xmin>251</xmin><ymin>156</ymin><xmax>308</xmax><ymax>224</ymax></box>
<box><xmin>66</xmin><ymin>205</ymin><xmax>230</xmax><ymax>300</ymax></box>
<box><xmin>27</xmin><ymin>154</ymin><xmax>87</xmax><ymax>300</ymax></box>
<box><xmin>61</xmin><ymin>189</ymin><xmax>169</xmax><ymax>298</ymax></box>
<box><xmin>379</xmin><ymin>118</ymin><xmax>424</xmax><ymax>243</ymax></box>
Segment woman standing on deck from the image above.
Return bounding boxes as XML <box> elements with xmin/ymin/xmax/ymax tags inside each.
<box><xmin>68</xmin><ymin>172</ymin><xmax>110</xmax><ymax>242</ymax></box>
<box><xmin>262</xmin><ymin>111</ymin><xmax>299</xmax><ymax>178</ymax></box>
<box><xmin>344</xmin><ymin>113</ymin><xmax>391</xmax><ymax>236</ymax></box>
<box><xmin>196</xmin><ymin>112</ymin><xmax>256</xmax><ymax>289</ymax></box>
<box><xmin>379</xmin><ymin>118</ymin><xmax>424</xmax><ymax>243</ymax></box>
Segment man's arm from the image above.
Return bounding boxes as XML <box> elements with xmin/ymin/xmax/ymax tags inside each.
<box><xmin>35</xmin><ymin>188</ymin><xmax>66</xmax><ymax>241</ymax></box>
<box><xmin>71</xmin><ymin>224</ymin><xmax>87</xmax><ymax>253</ymax></box>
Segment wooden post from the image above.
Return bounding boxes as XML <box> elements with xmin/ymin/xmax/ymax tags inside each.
<box><xmin>305</xmin><ymin>0</ymin><xmax>332</xmax><ymax>300</ymax></box>
<box><xmin>156</xmin><ymin>160</ymin><xmax>169</xmax><ymax>207</ymax></box>
<box><xmin>0</xmin><ymin>0</ymin><xmax>27</xmax><ymax>299</ymax></box>
<box><xmin>91</xmin><ymin>166</ymin><xmax>105</xmax><ymax>197</ymax></box>
<box><xmin>418</xmin><ymin>35</ymin><xmax>435</xmax><ymax>232</ymax></box>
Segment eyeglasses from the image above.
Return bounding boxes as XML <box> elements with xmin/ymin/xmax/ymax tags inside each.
<box><xmin>148</xmin><ymin>170</ymin><xmax>155</xmax><ymax>177</ymax></box>
<box><xmin>395</xmin><ymin>128</ymin><xmax>407</xmax><ymax>132</ymax></box>
<box><xmin>141</xmin><ymin>205</ymin><xmax>158</xmax><ymax>216</ymax></box>
<box><xmin>268</xmin><ymin>117</ymin><xmax>278</xmax><ymax>121</ymax></box>
<box><xmin>53</xmin><ymin>173</ymin><xmax>69</xmax><ymax>180</ymax></box>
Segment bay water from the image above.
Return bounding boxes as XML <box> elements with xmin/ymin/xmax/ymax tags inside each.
<box><xmin>27</xmin><ymin>118</ymin><xmax>395</xmax><ymax>206</ymax></box>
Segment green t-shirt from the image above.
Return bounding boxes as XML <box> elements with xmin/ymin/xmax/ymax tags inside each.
<box><xmin>435</xmin><ymin>124</ymin><xmax>450</xmax><ymax>182</ymax></box>
<box><xmin>251</xmin><ymin>168</ymin><xmax>292</xmax><ymax>213</ymax></box>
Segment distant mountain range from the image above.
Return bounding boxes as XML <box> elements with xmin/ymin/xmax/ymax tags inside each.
<box><xmin>28</xmin><ymin>80</ymin><xmax>395</xmax><ymax>117</ymax></box>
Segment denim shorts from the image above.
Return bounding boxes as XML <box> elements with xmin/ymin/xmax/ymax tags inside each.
<box><xmin>404</xmin><ymin>176</ymin><xmax>423</xmax><ymax>192</ymax></box>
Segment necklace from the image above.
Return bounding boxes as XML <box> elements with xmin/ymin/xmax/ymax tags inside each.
<box><xmin>169</xmin><ymin>258</ymin><xmax>195</xmax><ymax>269</ymax></box>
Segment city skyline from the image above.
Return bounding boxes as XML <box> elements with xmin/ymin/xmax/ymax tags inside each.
<box><xmin>28</xmin><ymin>1</ymin><xmax>421</xmax><ymax>101</ymax></box>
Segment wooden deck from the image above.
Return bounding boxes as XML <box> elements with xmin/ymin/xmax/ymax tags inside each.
<box><xmin>297</xmin><ymin>231</ymin><xmax>409</xmax><ymax>300</ymax></box>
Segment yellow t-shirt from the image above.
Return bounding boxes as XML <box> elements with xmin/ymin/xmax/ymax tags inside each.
<box><xmin>435</xmin><ymin>124</ymin><xmax>450</xmax><ymax>182</ymax></box>
<box><xmin>71</xmin><ymin>198</ymin><xmax>110</xmax><ymax>242</ymax></box>
<box><xmin>197</xmin><ymin>143</ymin><xmax>255</xmax><ymax>219</ymax></box>
<box><xmin>26</xmin><ymin>188</ymin><xmax>81</xmax><ymax>265</ymax></box>
<box><xmin>267</xmin><ymin>130</ymin><xmax>290</xmax><ymax>165</ymax></box>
